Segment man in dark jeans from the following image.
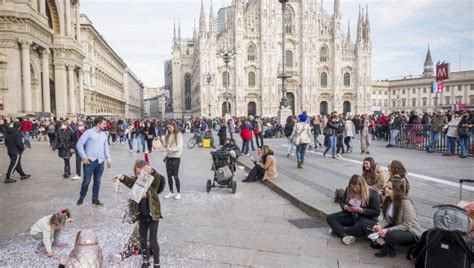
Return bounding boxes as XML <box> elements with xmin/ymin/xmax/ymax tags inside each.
<box><xmin>4</xmin><ymin>122</ymin><xmax>31</xmax><ymax>183</ymax></box>
<box><xmin>76</xmin><ymin>117</ymin><xmax>111</xmax><ymax>206</ymax></box>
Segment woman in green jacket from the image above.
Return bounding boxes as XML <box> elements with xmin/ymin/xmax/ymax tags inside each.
<box><xmin>113</xmin><ymin>160</ymin><xmax>161</xmax><ymax>268</ymax></box>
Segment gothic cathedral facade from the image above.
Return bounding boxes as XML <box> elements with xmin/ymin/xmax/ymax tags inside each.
<box><xmin>171</xmin><ymin>0</ymin><xmax>372</xmax><ymax>118</ymax></box>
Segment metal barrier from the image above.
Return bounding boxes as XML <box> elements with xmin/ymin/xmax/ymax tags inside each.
<box><xmin>393</xmin><ymin>124</ymin><xmax>474</xmax><ymax>156</ymax></box>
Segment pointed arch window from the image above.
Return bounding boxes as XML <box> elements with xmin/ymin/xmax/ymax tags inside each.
<box><xmin>321</xmin><ymin>72</ymin><xmax>328</xmax><ymax>87</ymax></box>
<box><xmin>284</xmin><ymin>6</ymin><xmax>294</xmax><ymax>34</ymax></box>
<box><xmin>285</xmin><ymin>50</ymin><xmax>293</xmax><ymax>67</ymax></box>
<box><xmin>320</xmin><ymin>46</ymin><xmax>328</xmax><ymax>62</ymax></box>
<box><xmin>222</xmin><ymin>71</ymin><xmax>230</xmax><ymax>87</ymax></box>
<box><xmin>344</xmin><ymin>73</ymin><xmax>350</xmax><ymax>86</ymax></box>
<box><xmin>248</xmin><ymin>72</ymin><xmax>256</xmax><ymax>87</ymax></box>
<box><xmin>247</xmin><ymin>44</ymin><xmax>256</xmax><ymax>61</ymax></box>
<box><xmin>184</xmin><ymin>73</ymin><xmax>192</xmax><ymax>110</ymax></box>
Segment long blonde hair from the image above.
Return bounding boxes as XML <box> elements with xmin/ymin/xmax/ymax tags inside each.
<box><xmin>346</xmin><ymin>175</ymin><xmax>371</xmax><ymax>206</ymax></box>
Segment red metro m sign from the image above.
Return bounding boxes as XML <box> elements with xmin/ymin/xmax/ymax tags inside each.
<box><xmin>436</xmin><ymin>63</ymin><xmax>450</xmax><ymax>81</ymax></box>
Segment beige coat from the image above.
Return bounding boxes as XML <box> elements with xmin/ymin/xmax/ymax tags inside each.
<box><xmin>257</xmin><ymin>154</ymin><xmax>278</xmax><ymax>180</ymax></box>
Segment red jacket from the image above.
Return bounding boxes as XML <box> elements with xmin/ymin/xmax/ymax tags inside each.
<box><xmin>240</xmin><ymin>128</ymin><xmax>251</xmax><ymax>141</ymax></box>
<box><xmin>20</xmin><ymin>121</ymin><xmax>32</xmax><ymax>133</ymax></box>
<box><xmin>380</xmin><ymin>116</ymin><xmax>388</xmax><ymax>127</ymax></box>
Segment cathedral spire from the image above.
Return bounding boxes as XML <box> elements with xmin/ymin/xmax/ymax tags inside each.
<box><xmin>334</xmin><ymin>0</ymin><xmax>340</xmax><ymax>16</ymax></box>
<box><xmin>209</xmin><ymin>0</ymin><xmax>215</xmax><ymax>35</ymax></box>
<box><xmin>347</xmin><ymin>20</ymin><xmax>351</xmax><ymax>42</ymax></box>
<box><xmin>173</xmin><ymin>18</ymin><xmax>176</xmax><ymax>44</ymax></box>
<box><xmin>199</xmin><ymin>0</ymin><xmax>206</xmax><ymax>35</ymax></box>
<box><xmin>356</xmin><ymin>5</ymin><xmax>362</xmax><ymax>43</ymax></box>
<box><xmin>193</xmin><ymin>19</ymin><xmax>197</xmax><ymax>40</ymax></box>
<box><xmin>365</xmin><ymin>5</ymin><xmax>371</xmax><ymax>41</ymax></box>
<box><xmin>178</xmin><ymin>19</ymin><xmax>181</xmax><ymax>41</ymax></box>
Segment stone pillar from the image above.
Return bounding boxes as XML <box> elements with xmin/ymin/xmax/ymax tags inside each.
<box><xmin>75</xmin><ymin>3</ymin><xmax>81</xmax><ymax>42</ymax></box>
<box><xmin>54</xmin><ymin>63</ymin><xmax>68</xmax><ymax>116</ymax></box>
<box><xmin>67</xmin><ymin>64</ymin><xmax>76</xmax><ymax>114</ymax></box>
<box><xmin>39</xmin><ymin>0</ymin><xmax>46</xmax><ymax>14</ymax></box>
<box><xmin>65</xmin><ymin>0</ymin><xmax>72</xmax><ymax>36</ymax></box>
<box><xmin>41</xmin><ymin>49</ymin><xmax>51</xmax><ymax>113</ymax></box>
<box><xmin>78</xmin><ymin>69</ymin><xmax>84</xmax><ymax>114</ymax></box>
<box><xmin>20</xmin><ymin>40</ymin><xmax>33</xmax><ymax>113</ymax></box>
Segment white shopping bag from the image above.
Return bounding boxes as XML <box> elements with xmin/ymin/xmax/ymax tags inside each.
<box><xmin>129</xmin><ymin>170</ymin><xmax>154</xmax><ymax>203</ymax></box>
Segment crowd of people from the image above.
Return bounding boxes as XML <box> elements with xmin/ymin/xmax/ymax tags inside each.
<box><xmin>0</xmin><ymin>107</ymin><xmax>472</xmax><ymax>267</ymax></box>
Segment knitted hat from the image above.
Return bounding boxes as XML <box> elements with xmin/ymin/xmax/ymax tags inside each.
<box><xmin>298</xmin><ymin>113</ymin><xmax>308</xmax><ymax>123</ymax></box>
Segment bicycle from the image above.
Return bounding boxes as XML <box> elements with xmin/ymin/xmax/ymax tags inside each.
<box><xmin>187</xmin><ymin>132</ymin><xmax>203</xmax><ymax>149</ymax></box>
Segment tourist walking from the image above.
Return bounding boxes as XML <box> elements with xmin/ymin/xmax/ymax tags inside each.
<box><xmin>4</xmin><ymin>122</ymin><xmax>30</xmax><ymax>183</ymax></box>
<box><xmin>344</xmin><ymin>116</ymin><xmax>355</xmax><ymax>152</ymax></box>
<box><xmin>323</xmin><ymin>112</ymin><xmax>340</xmax><ymax>159</ymax></box>
<box><xmin>54</xmin><ymin>120</ymin><xmax>76</xmax><ymax>179</ymax></box>
<box><xmin>47</xmin><ymin>121</ymin><xmax>56</xmax><ymax>149</ymax></box>
<box><xmin>284</xmin><ymin>115</ymin><xmax>295</xmax><ymax>157</ymax></box>
<box><xmin>163</xmin><ymin>121</ymin><xmax>183</xmax><ymax>200</ymax></box>
<box><xmin>76</xmin><ymin>116</ymin><xmax>111</xmax><ymax>206</ymax></box>
<box><xmin>144</xmin><ymin>121</ymin><xmax>157</xmax><ymax>153</ymax></box>
<box><xmin>360</xmin><ymin>114</ymin><xmax>371</xmax><ymax>154</ymax></box>
<box><xmin>20</xmin><ymin>117</ymin><xmax>32</xmax><ymax>149</ymax></box>
<box><xmin>458</xmin><ymin>110</ymin><xmax>473</xmax><ymax>158</ymax></box>
<box><xmin>292</xmin><ymin>114</ymin><xmax>312</xmax><ymax>169</ymax></box>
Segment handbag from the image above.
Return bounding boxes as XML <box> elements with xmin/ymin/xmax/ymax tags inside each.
<box><xmin>292</xmin><ymin>125</ymin><xmax>305</xmax><ymax>146</ymax></box>
<box><xmin>152</xmin><ymin>139</ymin><xmax>162</xmax><ymax>149</ymax></box>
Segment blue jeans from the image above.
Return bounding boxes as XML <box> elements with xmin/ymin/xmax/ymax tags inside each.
<box><xmin>324</xmin><ymin>135</ymin><xmax>337</xmax><ymax>157</ymax></box>
<box><xmin>427</xmin><ymin>131</ymin><xmax>440</xmax><ymax>152</ymax></box>
<box><xmin>287</xmin><ymin>137</ymin><xmax>295</xmax><ymax>154</ymax></box>
<box><xmin>446</xmin><ymin>136</ymin><xmax>456</xmax><ymax>154</ymax></box>
<box><xmin>136</xmin><ymin>134</ymin><xmax>146</xmax><ymax>152</ymax></box>
<box><xmin>127</xmin><ymin>136</ymin><xmax>134</xmax><ymax>150</ymax></box>
<box><xmin>80</xmin><ymin>160</ymin><xmax>105</xmax><ymax>200</ymax></box>
<box><xmin>459</xmin><ymin>137</ymin><xmax>470</xmax><ymax>157</ymax></box>
<box><xmin>296</xmin><ymin>143</ymin><xmax>308</xmax><ymax>163</ymax></box>
<box><xmin>23</xmin><ymin>132</ymin><xmax>31</xmax><ymax>148</ymax></box>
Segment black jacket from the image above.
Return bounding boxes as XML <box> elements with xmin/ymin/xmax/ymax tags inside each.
<box><xmin>339</xmin><ymin>188</ymin><xmax>381</xmax><ymax>222</ymax></box>
<box><xmin>55</xmin><ymin>128</ymin><xmax>76</xmax><ymax>159</ymax></box>
<box><xmin>5</xmin><ymin>126</ymin><xmax>25</xmax><ymax>155</ymax></box>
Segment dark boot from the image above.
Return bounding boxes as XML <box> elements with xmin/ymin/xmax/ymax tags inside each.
<box><xmin>297</xmin><ymin>162</ymin><xmax>302</xmax><ymax>169</ymax></box>
<box><xmin>4</xmin><ymin>178</ymin><xmax>17</xmax><ymax>184</ymax></box>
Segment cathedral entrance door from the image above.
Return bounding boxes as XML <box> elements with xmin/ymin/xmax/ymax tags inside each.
<box><xmin>222</xmin><ymin>102</ymin><xmax>231</xmax><ymax>117</ymax></box>
<box><xmin>343</xmin><ymin>101</ymin><xmax>351</xmax><ymax>115</ymax></box>
<box><xmin>287</xmin><ymin>92</ymin><xmax>295</xmax><ymax>115</ymax></box>
<box><xmin>247</xmin><ymin>102</ymin><xmax>256</xmax><ymax>116</ymax></box>
<box><xmin>320</xmin><ymin>101</ymin><xmax>328</xmax><ymax>115</ymax></box>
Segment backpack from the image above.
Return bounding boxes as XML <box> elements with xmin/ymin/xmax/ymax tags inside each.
<box><xmin>157</xmin><ymin>174</ymin><xmax>166</xmax><ymax>194</ymax></box>
<box><xmin>433</xmin><ymin>205</ymin><xmax>472</xmax><ymax>233</ymax></box>
<box><xmin>408</xmin><ymin>228</ymin><xmax>474</xmax><ymax>268</ymax></box>
<box><xmin>284</xmin><ymin>124</ymin><xmax>294</xmax><ymax>137</ymax></box>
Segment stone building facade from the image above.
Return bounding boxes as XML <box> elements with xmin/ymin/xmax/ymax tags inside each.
<box><xmin>371</xmin><ymin>48</ymin><xmax>474</xmax><ymax>114</ymax></box>
<box><xmin>0</xmin><ymin>0</ymin><xmax>143</xmax><ymax>118</ymax></box>
<box><xmin>171</xmin><ymin>0</ymin><xmax>372</xmax><ymax>118</ymax></box>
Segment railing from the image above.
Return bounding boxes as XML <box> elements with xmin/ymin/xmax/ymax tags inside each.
<box><xmin>393</xmin><ymin>124</ymin><xmax>474</xmax><ymax>156</ymax></box>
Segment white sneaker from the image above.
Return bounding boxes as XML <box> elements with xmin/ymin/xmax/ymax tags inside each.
<box><xmin>164</xmin><ymin>192</ymin><xmax>174</xmax><ymax>199</ymax></box>
<box><xmin>129</xmin><ymin>150</ymin><xmax>133</xmax><ymax>153</ymax></box>
<box><xmin>328</xmin><ymin>228</ymin><xmax>334</xmax><ymax>235</ymax></box>
<box><xmin>70</xmin><ymin>175</ymin><xmax>81</xmax><ymax>180</ymax></box>
<box><xmin>336</xmin><ymin>154</ymin><xmax>342</xmax><ymax>158</ymax></box>
<box><xmin>342</xmin><ymin>235</ymin><xmax>356</xmax><ymax>245</ymax></box>
<box><xmin>174</xmin><ymin>193</ymin><xmax>182</xmax><ymax>200</ymax></box>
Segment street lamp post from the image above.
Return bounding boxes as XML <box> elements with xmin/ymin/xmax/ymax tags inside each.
<box><xmin>277</xmin><ymin>0</ymin><xmax>292</xmax><ymax>122</ymax></box>
<box><xmin>217</xmin><ymin>50</ymin><xmax>236</xmax><ymax>117</ymax></box>
<box><xmin>202</xmin><ymin>73</ymin><xmax>215</xmax><ymax>117</ymax></box>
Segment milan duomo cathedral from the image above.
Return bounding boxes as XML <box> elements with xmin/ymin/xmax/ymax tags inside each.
<box><xmin>171</xmin><ymin>0</ymin><xmax>372</xmax><ymax>118</ymax></box>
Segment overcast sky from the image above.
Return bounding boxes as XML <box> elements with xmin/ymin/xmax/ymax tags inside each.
<box><xmin>81</xmin><ymin>0</ymin><xmax>474</xmax><ymax>87</ymax></box>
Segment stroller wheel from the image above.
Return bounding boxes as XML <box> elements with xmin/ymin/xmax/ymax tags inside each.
<box><xmin>206</xmin><ymin>180</ymin><xmax>212</xmax><ymax>193</ymax></box>
<box><xmin>232</xmin><ymin>180</ymin><xmax>237</xmax><ymax>194</ymax></box>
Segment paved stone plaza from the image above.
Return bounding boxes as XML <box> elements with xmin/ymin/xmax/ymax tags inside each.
<box><xmin>0</xmin><ymin>134</ymin><xmax>427</xmax><ymax>267</ymax></box>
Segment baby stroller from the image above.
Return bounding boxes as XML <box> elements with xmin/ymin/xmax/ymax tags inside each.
<box><xmin>207</xmin><ymin>150</ymin><xmax>237</xmax><ymax>194</ymax></box>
